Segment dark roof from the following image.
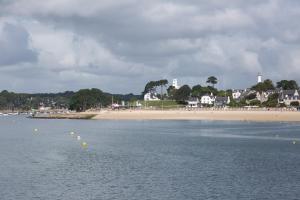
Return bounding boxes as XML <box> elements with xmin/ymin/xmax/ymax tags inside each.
<box><xmin>282</xmin><ymin>90</ymin><xmax>298</xmax><ymax>96</ymax></box>
<box><xmin>215</xmin><ymin>96</ymin><xmax>228</xmax><ymax>102</ymax></box>
<box><xmin>187</xmin><ymin>97</ymin><xmax>199</xmax><ymax>102</ymax></box>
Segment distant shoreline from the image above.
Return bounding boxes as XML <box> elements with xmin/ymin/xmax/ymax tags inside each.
<box><xmin>31</xmin><ymin>110</ymin><xmax>300</xmax><ymax>122</ymax></box>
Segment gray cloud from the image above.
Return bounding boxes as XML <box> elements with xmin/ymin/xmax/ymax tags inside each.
<box><xmin>0</xmin><ymin>0</ymin><xmax>300</xmax><ymax>93</ymax></box>
<box><xmin>0</xmin><ymin>23</ymin><xmax>37</xmax><ymax>66</ymax></box>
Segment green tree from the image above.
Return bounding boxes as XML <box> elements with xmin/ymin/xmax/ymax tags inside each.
<box><xmin>174</xmin><ymin>85</ymin><xmax>191</xmax><ymax>102</ymax></box>
<box><xmin>290</xmin><ymin>101</ymin><xmax>300</xmax><ymax>107</ymax></box>
<box><xmin>276</xmin><ymin>80</ymin><xmax>299</xmax><ymax>90</ymax></box>
<box><xmin>206</xmin><ymin>76</ymin><xmax>218</xmax><ymax>88</ymax></box>
<box><xmin>263</xmin><ymin>93</ymin><xmax>279</xmax><ymax>107</ymax></box>
<box><xmin>251</xmin><ymin>79</ymin><xmax>275</xmax><ymax>95</ymax></box>
<box><xmin>143</xmin><ymin>81</ymin><xmax>158</xmax><ymax>95</ymax></box>
<box><xmin>69</xmin><ymin>88</ymin><xmax>110</xmax><ymax>112</ymax></box>
<box><xmin>167</xmin><ymin>86</ymin><xmax>176</xmax><ymax>100</ymax></box>
<box><xmin>158</xmin><ymin>79</ymin><xmax>169</xmax><ymax>100</ymax></box>
<box><xmin>191</xmin><ymin>85</ymin><xmax>202</xmax><ymax>97</ymax></box>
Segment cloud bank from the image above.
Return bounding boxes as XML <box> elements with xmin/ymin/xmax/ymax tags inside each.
<box><xmin>0</xmin><ymin>0</ymin><xmax>300</xmax><ymax>93</ymax></box>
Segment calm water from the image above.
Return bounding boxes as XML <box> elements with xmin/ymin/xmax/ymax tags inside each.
<box><xmin>1</xmin><ymin>116</ymin><xmax>300</xmax><ymax>200</ymax></box>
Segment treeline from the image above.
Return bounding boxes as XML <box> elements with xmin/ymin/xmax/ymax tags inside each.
<box><xmin>0</xmin><ymin>89</ymin><xmax>141</xmax><ymax>111</ymax></box>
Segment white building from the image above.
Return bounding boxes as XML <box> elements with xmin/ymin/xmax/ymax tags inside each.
<box><xmin>232</xmin><ymin>90</ymin><xmax>244</xmax><ymax>100</ymax></box>
<box><xmin>186</xmin><ymin>97</ymin><xmax>200</xmax><ymax>108</ymax></box>
<box><xmin>257</xmin><ymin>73</ymin><xmax>262</xmax><ymax>83</ymax></box>
<box><xmin>172</xmin><ymin>79</ymin><xmax>180</xmax><ymax>89</ymax></box>
<box><xmin>144</xmin><ymin>92</ymin><xmax>160</xmax><ymax>101</ymax></box>
<box><xmin>201</xmin><ymin>94</ymin><xmax>215</xmax><ymax>105</ymax></box>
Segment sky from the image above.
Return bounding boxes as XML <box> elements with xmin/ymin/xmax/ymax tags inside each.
<box><xmin>0</xmin><ymin>0</ymin><xmax>300</xmax><ymax>94</ymax></box>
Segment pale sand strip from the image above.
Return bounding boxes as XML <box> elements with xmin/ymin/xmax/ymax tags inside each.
<box><xmin>88</xmin><ymin>110</ymin><xmax>300</xmax><ymax>122</ymax></box>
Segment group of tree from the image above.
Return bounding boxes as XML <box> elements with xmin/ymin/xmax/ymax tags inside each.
<box><xmin>69</xmin><ymin>88</ymin><xmax>111</xmax><ymax>112</ymax></box>
<box><xmin>251</xmin><ymin>79</ymin><xmax>275</xmax><ymax>94</ymax></box>
<box><xmin>158</xmin><ymin>76</ymin><xmax>219</xmax><ymax>103</ymax></box>
<box><xmin>143</xmin><ymin>79</ymin><xmax>169</xmax><ymax>99</ymax></box>
<box><xmin>0</xmin><ymin>89</ymin><xmax>142</xmax><ymax>112</ymax></box>
<box><xmin>0</xmin><ymin>90</ymin><xmax>74</xmax><ymax>111</ymax></box>
<box><xmin>276</xmin><ymin>80</ymin><xmax>299</xmax><ymax>90</ymax></box>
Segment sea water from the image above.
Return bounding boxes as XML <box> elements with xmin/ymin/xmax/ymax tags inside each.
<box><xmin>0</xmin><ymin>116</ymin><xmax>300</xmax><ymax>200</ymax></box>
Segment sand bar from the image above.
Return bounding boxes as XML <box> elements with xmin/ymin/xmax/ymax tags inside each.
<box><xmin>81</xmin><ymin>110</ymin><xmax>300</xmax><ymax>122</ymax></box>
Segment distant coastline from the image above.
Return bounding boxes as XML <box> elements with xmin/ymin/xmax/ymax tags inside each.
<box><xmin>31</xmin><ymin>109</ymin><xmax>300</xmax><ymax>122</ymax></box>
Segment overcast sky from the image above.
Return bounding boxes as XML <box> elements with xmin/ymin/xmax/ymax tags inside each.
<box><xmin>0</xmin><ymin>0</ymin><xmax>300</xmax><ymax>94</ymax></box>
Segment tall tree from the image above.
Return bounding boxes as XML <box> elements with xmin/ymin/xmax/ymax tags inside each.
<box><xmin>206</xmin><ymin>76</ymin><xmax>218</xmax><ymax>88</ymax></box>
<box><xmin>143</xmin><ymin>81</ymin><xmax>157</xmax><ymax>95</ymax></box>
<box><xmin>167</xmin><ymin>86</ymin><xmax>176</xmax><ymax>100</ymax></box>
<box><xmin>158</xmin><ymin>79</ymin><xmax>169</xmax><ymax>100</ymax></box>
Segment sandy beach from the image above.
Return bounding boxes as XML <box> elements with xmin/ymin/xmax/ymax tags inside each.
<box><xmin>76</xmin><ymin>110</ymin><xmax>300</xmax><ymax>122</ymax></box>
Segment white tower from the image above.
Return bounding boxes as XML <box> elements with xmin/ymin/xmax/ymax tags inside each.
<box><xmin>257</xmin><ymin>73</ymin><xmax>262</xmax><ymax>83</ymax></box>
<box><xmin>172</xmin><ymin>79</ymin><xmax>180</xmax><ymax>89</ymax></box>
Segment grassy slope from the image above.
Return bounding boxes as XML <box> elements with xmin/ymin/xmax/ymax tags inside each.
<box><xmin>140</xmin><ymin>100</ymin><xmax>184</xmax><ymax>109</ymax></box>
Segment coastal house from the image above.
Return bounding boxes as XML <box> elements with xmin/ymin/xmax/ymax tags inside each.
<box><xmin>144</xmin><ymin>92</ymin><xmax>160</xmax><ymax>101</ymax></box>
<box><xmin>279</xmin><ymin>90</ymin><xmax>300</xmax><ymax>106</ymax></box>
<box><xmin>186</xmin><ymin>97</ymin><xmax>200</xmax><ymax>108</ymax></box>
<box><xmin>201</xmin><ymin>94</ymin><xmax>215</xmax><ymax>105</ymax></box>
<box><xmin>256</xmin><ymin>89</ymin><xmax>279</xmax><ymax>103</ymax></box>
<box><xmin>232</xmin><ymin>89</ymin><xmax>244</xmax><ymax>100</ymax></box>
<box><xmin>214</xmin><ymin>96</ymin><xmax>230</xmax><ymax>107</ymax></box>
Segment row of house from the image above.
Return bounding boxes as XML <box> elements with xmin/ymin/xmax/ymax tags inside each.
<box><xmin>232</xmin><ymin>89</ymin><xmax>300</xmax><ymax>106</ymax></box>
<box><xmin>144</xmin><ymin>75</ymin><xmax>300</xmax><ymax>107</ymax></box>
<box><xmin>187</xmin><ymin>95</ymin><xmax>231</xmax><ymax>108</ymax></box>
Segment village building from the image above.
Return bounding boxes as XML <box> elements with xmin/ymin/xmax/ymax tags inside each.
<box><xmin>232</xmin><ymin>89</ymin><xmax>244</xmax><ymax>100</ymax></box>
<box><xmin>201</xmin><ymin>94</ymin><xmax>215</xmax><ymax>105</ymax></box>
<box><xmin>186</xmin><ymin>97</ymin><xmax>200</xmax><ymax>108</ymax></box>
<box><xmin>144</xmin><ymin>92</ymin><xmax>160</xmax><ymax>101</ymax></box>
<box><xmin>214</xmin><ymin>96</ymin><xmax>231</xmax><ymax>107</ymax></box>
<box><xmin>279</xmin><ymin>90</ymin><xmax>300</xmax><ymax>106</ymax></box>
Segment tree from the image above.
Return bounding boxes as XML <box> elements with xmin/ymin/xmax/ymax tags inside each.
<box><xmin>290</xmin><ymin>101</ymin><xmax>300</xmax><ymax>107</ymax></box>
<box><xmin>191</xmin><ymin>85</ymin><xmax>218</xmax><ymax>97</ymax></box>
<box><xmin>174</xmin><ymin>85</ymin><xmax>191</xmax><ymax>102</ymax></box>
<box><xmin>191</xmin><ymin>85</ymin><xmax>202</xmax><ymax>97</ymax></box>
<box><xmin>276</xmin><ymin>80</ymin><xmax>299</xmax><ymax>90</ymax></box>
<box><xmin>69</xmin><ymin>88</ymin><xmax>110</xmax><ymax>112</ymax></box>
<box><xmin>251</xmin><ymin>79</ymin><xmax>275</xmax><ymax>93</ymax></box>
<box><xmin>263</xmin><ymin>93</ymin><xmax>279</xmax><ymax>107</ymax></box>
<box><xmin>158</xmin><ymin>79</ymin><xmax>169</xmax><ymax>100</ymax></box>
<box><xmin>206</xmin><ymin>76</ymin><xmax>218</xmax><ymax>88</ymax></box>
<box><xmin>167</xmin><ymin>86</ymin><xmax>176</xmax><ymax>100</ymax></box>
<box><xmin>143</xmin><ymin>81</ymin><xmax>157</xmax><ymax>95</ymax></box>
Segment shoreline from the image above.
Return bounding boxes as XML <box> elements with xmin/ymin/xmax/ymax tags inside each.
<box><xmin>32</xmin><ymin>110</ymin><xmax>300</xmax><ymax>122</ymax></box>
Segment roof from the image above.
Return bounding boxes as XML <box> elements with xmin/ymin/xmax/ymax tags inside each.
<box><xmin>187</xmin><ymin>97</ymin><xmax>199</xmax><ymax>102</ymax></box>
<box><xmin>202</xmin><ymin>94</ymin><xmax>214</xmax><ymax>98</ymax></box>
<box><xmin>215</xmin><ymin>96</ymin><xmax>228</xmax><ymax>102</ymax></box>
<box><xmin>281</xmin><ymin>90</ymin><xmax>298</xmax><ymax>96</ymax></box>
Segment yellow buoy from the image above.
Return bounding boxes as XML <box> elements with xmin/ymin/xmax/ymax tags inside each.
<box><xmin>81</xmin><ymin>142</ymin><xmax>88</xmax><ymax>148</ymax></box>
